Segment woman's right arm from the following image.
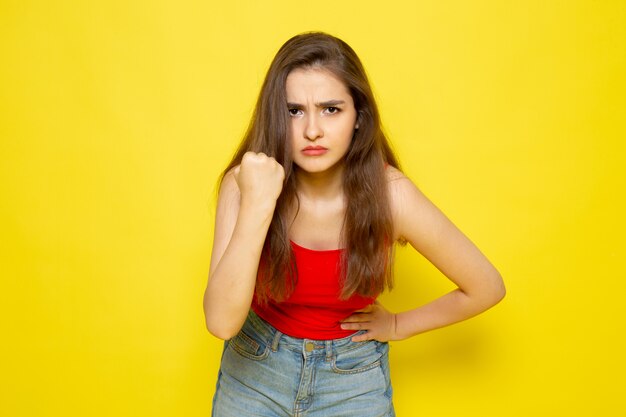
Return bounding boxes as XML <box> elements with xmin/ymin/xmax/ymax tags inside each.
<box><xmin>203</xmin><ymin>152</ymin><xmax>285</xmax><ymax>340</ymax></box>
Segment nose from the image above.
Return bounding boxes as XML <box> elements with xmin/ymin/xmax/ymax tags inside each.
<box><xmin>304</xmin><ymin>114</ymin><xmax>323</xmax><ymax>141</ymax></box>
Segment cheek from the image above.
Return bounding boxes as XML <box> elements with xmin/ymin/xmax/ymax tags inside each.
<box><xmin>288</xmin><ymin>119</ymin><xmax>300</xmax><ymax>140</ymax></box>
<box><xmin>337</xmin><ymin>120</ymin><xmax>356</xmax><ymax>142</ymax></box>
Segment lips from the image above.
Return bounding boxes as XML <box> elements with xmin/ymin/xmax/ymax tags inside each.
<box><xmin>302</xmin><ymin>146</ymin><xmax>328</xmax><ymax>156</ymax></box>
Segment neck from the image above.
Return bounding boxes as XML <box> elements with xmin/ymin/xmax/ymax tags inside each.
<box><xmin>294</xmin><ymin>164</ymin><xmax>345</xmax><ymax>201</ymax></box>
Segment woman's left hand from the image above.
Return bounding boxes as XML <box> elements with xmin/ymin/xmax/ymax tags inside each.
<box><xmin>340</xmin><ymin>302</ymin><xmax>398</xmax><ymax>342</ymax></box>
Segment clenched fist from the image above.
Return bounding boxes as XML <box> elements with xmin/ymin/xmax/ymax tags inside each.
<box><xmin>234</xmin><ymin>152</ymin><xmax>285</xmax><ymax>209</ymax></box>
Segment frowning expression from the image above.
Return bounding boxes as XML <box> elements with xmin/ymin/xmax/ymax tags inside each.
<box><xmin>286</xmin><ymin>67</ymin><xmax>359</xmax><ymax>176</ymax></box>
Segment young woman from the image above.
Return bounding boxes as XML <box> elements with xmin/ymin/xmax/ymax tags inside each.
<box><xmin>204</xmin><ymin>32</ymin><xmax>505</xmax><ymax>417</ymax></box>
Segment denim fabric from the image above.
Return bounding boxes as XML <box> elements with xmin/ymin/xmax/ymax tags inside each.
<box><xmin>212</xmin><ymin>310</ymin><xmax>395</xmax><ymax>417</ymax></box>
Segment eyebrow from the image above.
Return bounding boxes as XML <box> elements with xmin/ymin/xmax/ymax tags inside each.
<box><xmin>287</xmin><ymin>100</ymin><xmax>346</xmax><ymax>109</ymax></box>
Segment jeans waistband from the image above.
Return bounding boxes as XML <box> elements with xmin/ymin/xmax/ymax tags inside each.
<box><xmin>245</xmin><ymin>309</ymin><xmax>373</xmax><ymax>357</ymax></box>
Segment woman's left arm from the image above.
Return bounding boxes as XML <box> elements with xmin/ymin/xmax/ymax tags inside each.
<box><xmin>341</xmin><ymin>170</ymin><xmax>506</xmax><ymax>342</ymax></box>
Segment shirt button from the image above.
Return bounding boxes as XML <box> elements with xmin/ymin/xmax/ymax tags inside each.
<box><xmin>305</xmin><ymin>341</ymin><xmax>315</xmax><ymax>352</ymax></box>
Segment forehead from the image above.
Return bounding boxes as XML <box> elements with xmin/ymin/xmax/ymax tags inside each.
<box><xmin>285</xmin><ymin>68</ymin><xmax>351</xmax><ymax>101</ymax></box>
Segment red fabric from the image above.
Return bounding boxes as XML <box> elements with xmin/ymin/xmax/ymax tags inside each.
<box><xmin>251</xmin><ymin>240</ymin><xmax>377</xmax><ymax>340</ymax></box>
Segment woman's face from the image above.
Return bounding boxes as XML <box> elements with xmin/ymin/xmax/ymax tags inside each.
<box><xmin>286</xmin><ymin>67</ymin><xmax>359</xmax><ymax>176</ymax></box>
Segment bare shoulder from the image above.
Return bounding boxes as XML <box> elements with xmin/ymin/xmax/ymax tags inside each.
<box><xmin>385</xmin><ymin>165</ymin><xmax>406</xmax><ymax>182</ymax></box>
<box><xmin>385</xmin><ymin>166</ymin><xmax>415</xmax><ymax>202</ymax></box>
<box><xmin>385</xmin><ymin>166</ymin><xmax>426</xmax><ymax>212</ymax></box>
<box><xmin>385</xmin><ymin>166</ymin><xmax>439</xmax><ymax>243</ymax></box>
<box><xmin>209</xmin><ymin>167</ymin><xmax>241</xmax><ymax>274</ymax></box>
<box><xmin>214</xmin><ymin>166</ymin><xmax>243</xmax><ymax>217</ymax></box>
<box><xmin>219</xmin><ymin>166</ymin><xmax>241</xmax><ymax>201</ymax></box>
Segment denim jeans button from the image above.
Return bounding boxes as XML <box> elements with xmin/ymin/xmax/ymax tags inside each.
<box><xmin>213</xmin><ymin>311</ymin><xmax>395</xmax><ymax>416</ymax></box>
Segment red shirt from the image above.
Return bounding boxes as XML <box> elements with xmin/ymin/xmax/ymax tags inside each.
<box><xmin>251</xmin><ymin>240</ymin><xmax>377</xmax><ymax>340</ymax></box>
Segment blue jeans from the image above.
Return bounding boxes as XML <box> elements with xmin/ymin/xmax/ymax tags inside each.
<box><xmin>212</xmin><ymin>310</ymin><xmax>395</xmax><ymax>417</ymax></box>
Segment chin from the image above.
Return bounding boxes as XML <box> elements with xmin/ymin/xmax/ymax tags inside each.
<box><xmin>294</xmin><ymin>160</ymin><xmax>344</xmax><ymax>175</ymax></box>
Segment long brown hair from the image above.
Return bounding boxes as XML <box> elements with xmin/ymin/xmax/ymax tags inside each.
<box><xmin>220</xmin><ymin>32</ymin><xmax>401</xmax><ymax>303</ymax></box>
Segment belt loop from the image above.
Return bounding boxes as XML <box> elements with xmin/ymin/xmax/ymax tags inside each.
<box><xmin>325</xmin><ymin>340</ymin><xmax>333</xmax><ymax>361</ymax></box>
<box><xmin>271</xmin><ymin>330</ymin><xmax>282</xmax><ymax>352</ymax></box>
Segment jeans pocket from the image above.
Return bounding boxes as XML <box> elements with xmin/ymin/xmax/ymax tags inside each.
<box><xmin>331</xmin><ymin>341</ymin><xmax>382</xmax><ymax>374</ymax></box>
<box><xmin>228</xmin><ymin>328</ymin><xmax>270</xmax><ymax>361</ymax></box>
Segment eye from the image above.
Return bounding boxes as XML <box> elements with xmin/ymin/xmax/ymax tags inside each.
<box><xmin>325</xmin><ymin>107</ymin><xmax>340</xmax><ymax>114</ymax></box>
<box><xmin>288</xmin><ymin>108</ymin><xmax>302</xmax><ymax>116</ymax></box>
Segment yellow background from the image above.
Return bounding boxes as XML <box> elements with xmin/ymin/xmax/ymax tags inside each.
<box><xmin>1</xmin><ymin>1</ymin><xmax>624</xmax><ymax>416</ymax></box>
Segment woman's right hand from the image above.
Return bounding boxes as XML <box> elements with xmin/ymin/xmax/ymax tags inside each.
<box><xmin>234</xmin><ymin>152</ymin><xmax>285</xmax><ymax>208</ymax></box>
<box><xmin>204</xmin><ymin>152</ymin><xmax>284</xmax><ymax>339</ymax></box>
